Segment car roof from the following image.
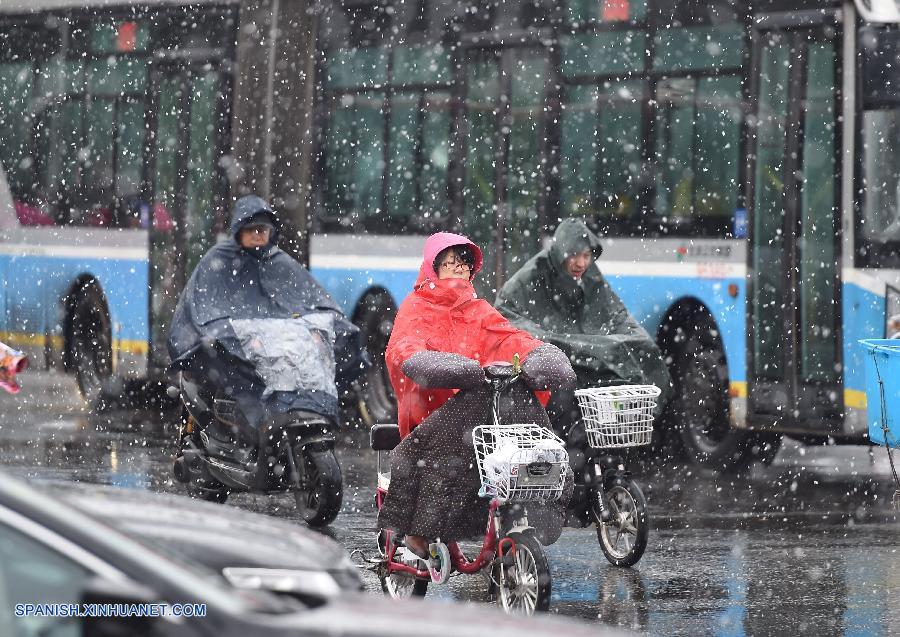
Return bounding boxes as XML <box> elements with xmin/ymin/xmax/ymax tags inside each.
<box><xmin>42</xmin><ymin>480</ymin><xmax>354</xmax><ymax>576</ymax></box>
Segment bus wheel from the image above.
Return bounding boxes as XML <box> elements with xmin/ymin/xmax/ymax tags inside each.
<box><xmin>670</xmin><ymin>318</ymin><xmax>753</xmax><ymax>473</ymax></box>
<box><xmin>356</xmin><ymin>294</ymin><xmax>397</xmax><ymax>424</ymax></box>
<box><xmin>69</xmin><ymin>282</ymin><xmax>113</xmax><ymax>407</ymax></box>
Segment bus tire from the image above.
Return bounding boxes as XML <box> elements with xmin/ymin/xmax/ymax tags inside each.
<box><xmin>356</xmin><ymin>293</ymin><xmax>397</xmax><ymax>424</ymax></box>
<box><xmin>669</xmin><ymin>316</ymin><xmax>753</xmax><ymax>473</ymax></box>
<box><xmin>69</xmin><ymin>281</ymin><xmax>113</xmax><ymax>408</ymax></box>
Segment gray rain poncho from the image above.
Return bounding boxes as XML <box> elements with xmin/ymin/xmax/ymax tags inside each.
<box><xmin>167</xmin><ymin>195</ymin><xmax>366</xmax><ymax>424</ymax></box>
<box><xmin>495</xmin><ymin>218</ymin><xmax>673</xmax><ymax>408</ymax></box>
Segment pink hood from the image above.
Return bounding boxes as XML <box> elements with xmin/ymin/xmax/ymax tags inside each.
<box><xmin>416</xmin><ymin>232</ymin><xmax>484</xmax><ymax>285</ymax></box>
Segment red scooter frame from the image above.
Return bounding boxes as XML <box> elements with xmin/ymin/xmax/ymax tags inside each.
<box><xmin>377</xmin><ymin>496</ymin><xmax>516</xmax><ymax>580</ymax></box>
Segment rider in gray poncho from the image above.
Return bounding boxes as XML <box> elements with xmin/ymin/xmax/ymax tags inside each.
<box><xmin>495</xmin><ymin>218</ymin><xmax>673</xmax><ymax>438</ymax></box>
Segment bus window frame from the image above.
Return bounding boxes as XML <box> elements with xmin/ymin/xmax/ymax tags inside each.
<box><xmin>855</xmin><ymin>25</ymin><xmax>900</xmax><ymax>268</ymax></box>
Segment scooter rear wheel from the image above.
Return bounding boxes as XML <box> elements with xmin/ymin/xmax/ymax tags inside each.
<box><xmin>294</xmin><ymin>448</ymin><xmax>343</xmax><ymax>527</ymax></box>
<box><xmin>595</xmin><ymin>477</ymin><xmax>648</xmax><ymax>567</ymax></box>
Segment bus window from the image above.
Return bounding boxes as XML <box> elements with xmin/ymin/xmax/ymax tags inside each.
<box><xmin>184</xmin><ymin>71</ymin><xmax>221</xmax><ymax>275</ymax></box>
<box><xmin>559</xmin><ymin>29</ymin><xmax>646</xmax><ymax>233</ymax></box>
<box><xmin>0</xmin><ymin>24</ymin><xmax>59</xmax><ymax>224</ymax></box>
<box><xmin>861</xmin><ymin>110</ymin><xmax>900</xmax><ymax>249</ymax></box>
<box><xmin>117</xmin><ymin>98</ymin><xmax>145</xmax><ymax>217</ymax></box>
<box><xmin>799</xmin><ymin>41</ymin><xmax>838</xmax><ymax>383</ymax></box>
<box><xmin>654</xmin><ymin>75</ymin><xmax>741</xmax><ymax>234</ymax></box>
<box><xmin>322</xmin><ymin>92</ymin><xmax>386</xmax><ymax>229</ymax></box>
<box><xmin>859</xmin><ymin>26</ymin><xmax>900</xmax><ymax>266</ymax></box>
<box><xmin>387</xmin><ymin>43</ymin><xmax>452</xmax><ymax>233</ymax></box>
<box><xmin>561</xmin><ymin>30</ymin><xmax>646</xmax><ymax>78</ymax></box>
<box><xmin>387</xmin><ymin>91</ymin><xmax>451</xmax><ymax>233</ymax></box>
<box><xmin>560</xmin><ymin>81</ymin><xmax>644</xmax><ymax>225</ymax></box>
<box><xmin>650</xmin><ymin>16</ymin><xmax>744</xmax><ymax>237</ymax></box>
<box><xmin>751</xmin><ymin>35</ymin><xmax>791</xmax><ymax>382</ymax></box>
<box><xmin>652</xmin><ymin>24</ymin><xmax>744</xmax><ymax>72</ymax></box>
<box><xmin>34</xmin><ymin>99</ymin><xmax>84</xmax><ymax>223</ymax></box>
<box><xmin>321</xmin><ymin>46</ymin><xmax>388</xmax><ymax>231</ymax></box>
<box><xmin>463</xmin><ymin>53</ymin><xmax>500</xmax><ymax>297</ymax></box>
<box><xmin>505</xmin><ymin>52</ymin><xmax>547</xmax><ymax>275</ymax></box>
<box><xmin>420</xmin><ymin>94</ymin><xmax>451</xmax><ymax>229</ymax></box>
<box><xmin>0</xmin><ymin>60</ymin><xmax>36</xmax><ymax>215</ymax></box>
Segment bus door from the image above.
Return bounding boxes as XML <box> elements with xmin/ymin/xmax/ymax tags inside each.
<box><xmin>747</xmin><ymin>13</ymin><xmax>842</xmax><ymax>433</ymax></box>
<box><xmin>459</xmin><ymin>43</ymin><xmax>550</xmax><ymax>297</ymax></box>
<box><xmin>145</xmin><ymin>61</ymin><xmax>230</xmax><ymax>369</ymax></box>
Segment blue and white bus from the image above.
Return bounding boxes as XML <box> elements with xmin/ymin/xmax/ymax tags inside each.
<box><xmin>310</xmin><ymin>0</ymin><xmax>900</xmax><ymax>469</ymax></box>
<box><xmin>5</xmin><ymin>0</ymin><xmax>900</xmax><ymax>473</ymax></box>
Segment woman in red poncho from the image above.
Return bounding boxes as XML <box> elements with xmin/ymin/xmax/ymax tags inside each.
<box><xmin>377</xmin><ymin>232</ymin><xmax>575</xmax><ymax>558</ymax></box>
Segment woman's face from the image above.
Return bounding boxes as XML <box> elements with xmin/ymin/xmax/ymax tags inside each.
<box><xmin>436</xmin><ymin>249</ymin><xmax>473</xmax><ymax>280</ymax></box>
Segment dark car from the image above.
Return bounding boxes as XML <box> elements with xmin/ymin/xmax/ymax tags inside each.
<box><xmin>0</xmin><ymin>473</ymin><xmax>629</xmax><ymax>637</ymax></box>
<box><xmin>39</xmin><ymin>480</ymin><xmax>362</xmax><ymax>604</ymax></box>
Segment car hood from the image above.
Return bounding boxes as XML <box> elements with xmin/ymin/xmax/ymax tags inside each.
<box><xmin>40</xmin><ymin>481</ymin><xmax>360</xmax><ymax>586</ymax></box>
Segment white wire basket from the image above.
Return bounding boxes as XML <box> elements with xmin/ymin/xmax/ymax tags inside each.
<box><xmin>472</xmin><ymin>423</ymin><xmax>568</xmax><ymax>504</ymax></box>
<box><xmin>575</xmin><ymin>385</ymin><xmax>661</xmax><ymax>449</ymax></box>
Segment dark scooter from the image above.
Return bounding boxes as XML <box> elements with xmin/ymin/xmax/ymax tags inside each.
<box><xmin>170</xmin><ymin>314</ymin><xmax>346</xmax><ymax>527</ymax></box>
<box><xmin>172</xmin><ymin>377</ymin><xmax>343</xmax><ymax>527</ymax></box>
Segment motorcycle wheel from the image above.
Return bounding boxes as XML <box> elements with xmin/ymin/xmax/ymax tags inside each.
<box><xmin>594</xmin><ymin>477</ymin><xmax>648</xmax><ymax>568</ymax></box>
<box><xmin>488</xmin><ymin>530</ymin><xmax>551</xmax><ymax>614</ymax></box>
<box><xmin>294</xmin><ymin>448</ymin><xmax>343</xmax><ymax>527</ymax></box>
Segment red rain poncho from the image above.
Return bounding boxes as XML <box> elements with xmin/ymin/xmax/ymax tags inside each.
<box><xmin>386</xmin><ymin>233</ymin><xmax>545</xmax><ymax>438</ymax></box>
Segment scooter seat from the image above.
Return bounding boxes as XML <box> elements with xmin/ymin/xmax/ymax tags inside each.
<box><xmin>370</xmin><ymin>424</ymin><xmax>401</xmax><ymax>451</ymax></box>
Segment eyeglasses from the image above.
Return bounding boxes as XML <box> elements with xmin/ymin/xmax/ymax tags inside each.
<box><xmin>244</xmin><ymin>224</ymin><xmax>272</xmax><ymax>235</ymax></box>
<box><xmin>439</xmin><ymin>259</ymin><xmax>472</xmax><ymax>271</ymax></box>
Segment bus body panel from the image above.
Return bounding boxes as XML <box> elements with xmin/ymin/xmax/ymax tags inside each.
<box><xmin>0</xmin><ymin>227</ymin><xmax>149</xmax><ymax>377</ymax></box>
<box><xmin>309</xmin><ymin>234</ymin><xmax>426</xmax><ymax>317</ymax></box>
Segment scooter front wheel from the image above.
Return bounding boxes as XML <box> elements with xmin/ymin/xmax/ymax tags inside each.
<box><xmin>489</xmin><ymin>529</ymin><xmax>551</xmax><ymax>614</ymax></box>
<box><xmin>293</xmin><ymin>447</ymin><xmax>343</xmax><ymax>527</ymax></box>
<box><xmin>595</xmin><ymin>477</ymin><xmax>648</xmax><ymax>567</ymax></box>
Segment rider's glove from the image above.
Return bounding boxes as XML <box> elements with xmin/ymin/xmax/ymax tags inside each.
<box><xmin>401</xmin><ymin>351</ymin><xmax>486</xmax><ymax>390</ymax></box>
<box><xmin>521</xmin><ymin>343</ymin><xmax>576</xmax><ymax>392</ymax></box>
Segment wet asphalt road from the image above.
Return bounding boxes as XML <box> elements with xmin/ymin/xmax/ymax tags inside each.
<box><xmin>3</xmin><ymin>371</ymin><xmax>900</xmax><ymax>635</ymax></box>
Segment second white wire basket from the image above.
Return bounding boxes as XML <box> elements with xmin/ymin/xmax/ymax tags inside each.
<box><xmin>575</xmin><ymin>385</ymin><xmax>661</xmax><ymax>449</ymax></box>
<box><xmin>472</xmin><ymin>423</ymin><xmax>568</xmax><ymax>504</ymax></box>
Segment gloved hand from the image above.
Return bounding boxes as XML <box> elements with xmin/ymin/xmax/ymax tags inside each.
<box><xmin>521</xmin><ymin>343</ymin><xmax>576</xmax><ymax>392</ymax></box>
<box><xmin>400</xmin><ymin>351</ymin><xmax>486</xmax><ymax>390</ymax></box>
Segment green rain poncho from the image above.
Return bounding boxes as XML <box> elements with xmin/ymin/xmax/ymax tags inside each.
<box><xmin>495</xmin><ymin>219</ymin><xmax>672</xmax><ymax>405</ymax></box>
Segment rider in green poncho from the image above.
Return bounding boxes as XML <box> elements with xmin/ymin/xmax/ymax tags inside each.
<box><xmin>494</xmin><ymin>218</ymin><xmax>673</xmax><ymax>438</ymax></box>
